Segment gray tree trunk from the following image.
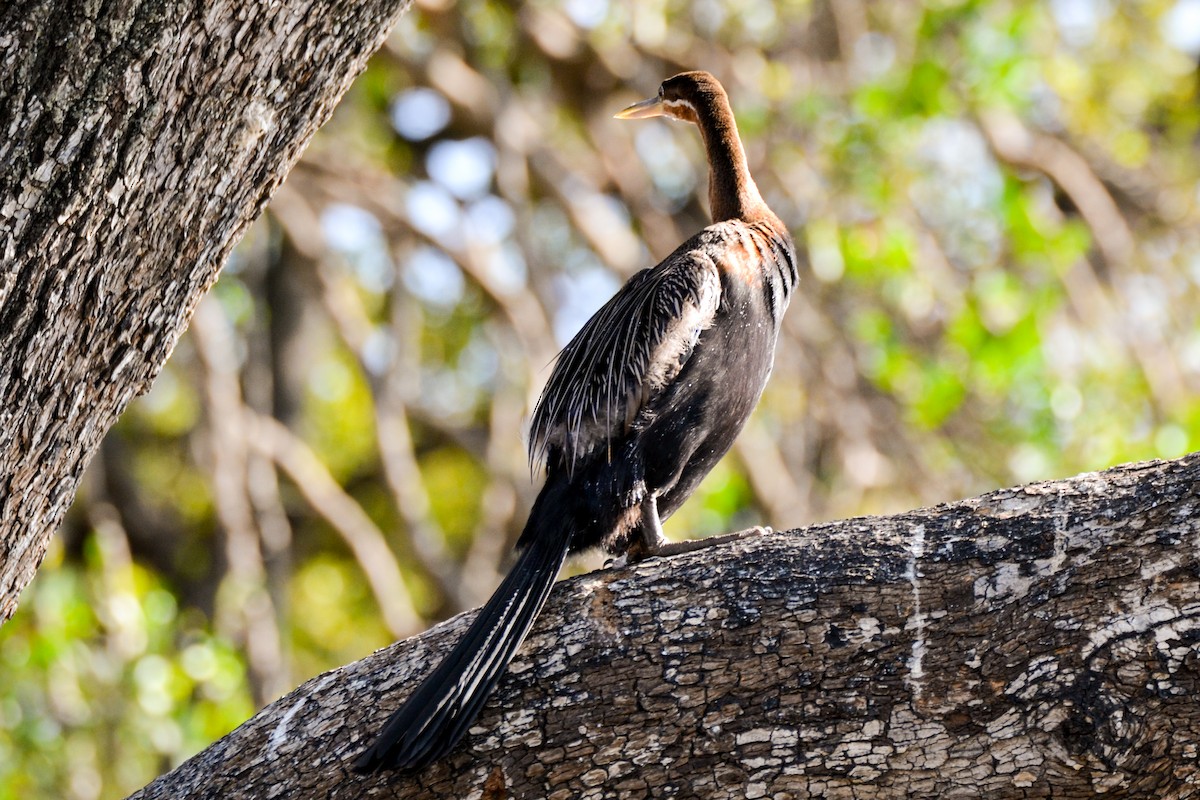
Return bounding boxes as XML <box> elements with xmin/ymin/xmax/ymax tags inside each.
<box><xmin>128</xmin><ymin>454</ymin><xmax>1200</xmax><ymax>799</ymax></box>
<box><xmin>0</xmin><ymin>0</ymin><xmax>411</xmax><ymax>622</ymax></box>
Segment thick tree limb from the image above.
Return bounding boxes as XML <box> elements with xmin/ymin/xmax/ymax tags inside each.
<box><xmin>128</xmin><ymin>454</ymin><xmax>1200</xmax><ymax>799</ymax></box>
<box><xmin>0</xmin><ymin>0</ymin><xmax>412</xmax><ymax>623</ymax></box>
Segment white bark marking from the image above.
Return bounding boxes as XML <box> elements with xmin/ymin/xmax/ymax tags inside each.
<box><xmin>905</xmin><ymin>523</ymin><xmax>927</xmax><ymax>698</ymax></box>
<box><xmin>1082</xmin><ymin>593</ymin><xmax>1197</xmax><ymax>662</ymax></box>
<box><xmin>1047</xmin><ymin>494</ymin><xmax>1068</xmax><ymax>574</ymax></box>
<box><xmin>267</xmin><ymin>696</ymin><xmax>306</xmax><ymax>756</ymax></box>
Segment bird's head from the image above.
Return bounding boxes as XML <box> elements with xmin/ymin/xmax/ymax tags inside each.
<box><xmin>614</xmin><ymin>71</ymin><xmax>727</xmax><ymax>125</ymax></box>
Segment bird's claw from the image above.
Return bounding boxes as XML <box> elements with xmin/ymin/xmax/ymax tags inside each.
<box><xmin>732</xmin><ymin>525</ymin><xmax>772</xmax><ymax>537</ymax></box>
<box><xmin>607</xmin><ymin>526</ymin><xmax>773</xmax><ymax>568</ymax></box>
<box><xmin>605</xmin><ymin>533</ymin><xmax>671</xmax><ymax>570</ymax></box>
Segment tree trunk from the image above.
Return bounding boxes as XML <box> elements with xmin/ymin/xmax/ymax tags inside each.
<box><xmin>127</xmin><ymin>454</ymin><xmax>1200</xmax><ymax>799</ymax></box>
<box><xmin>0</xmin><ymin>0</ymin><xmax>412</xmax><ymax>622</ymax></box>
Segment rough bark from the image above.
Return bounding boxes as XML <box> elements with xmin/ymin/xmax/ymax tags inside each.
<box><xmin>0</xmin><ymin>0</ymin><xmax>412</xmax><ymax>623</ymax></box>
<box><xmin>128</xmin><ymin>454</ymin><xmax>1200</xmax><ymax>799</ymax></box>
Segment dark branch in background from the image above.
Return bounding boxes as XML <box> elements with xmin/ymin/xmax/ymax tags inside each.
<box><xmin>128</xmin><ymin>454</ymin><xmax>1200</xmax><ymax>799</ymax></box>
<box><xmin>980</xmin><ymin>111</ymin><xmax>1137</xmax><ymax>269</ymax></box>
<box><xmin>245</xmin><ymin>411</ymin><xmax>419</xmax><ymax>638</ymax></box>
<box><xmin>979</xmin><ymin>111</ymin><xmax>1192</xmax><ymax>415</ymax></box>
<box><xmin>191</xmin><ymin>300</ymin><xmax>287</xmax><ymax>706</ymax></box>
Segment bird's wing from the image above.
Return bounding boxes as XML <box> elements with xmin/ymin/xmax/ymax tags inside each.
<box><xmin>529</xmin><ymin>248</ymin><xmax>722</xmax><ymax>474</ymax></box>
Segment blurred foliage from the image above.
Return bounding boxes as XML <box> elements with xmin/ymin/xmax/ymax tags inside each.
<box><xmin>0</xmin><ymin>536</ymin><xmax>252</xmax><ymax>800</ymax></box>
<box><xmin>4</xmin><ymin>0</ymin><xmax>1200</xmax><ymax>796</ymax></box>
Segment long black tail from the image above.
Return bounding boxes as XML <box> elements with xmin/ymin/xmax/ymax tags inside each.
<box><xmin>353</xmin><ymin>517</ymin><xmax>573</xmax><ymax>772</ymax></box>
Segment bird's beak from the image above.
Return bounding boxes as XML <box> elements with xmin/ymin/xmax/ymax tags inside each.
<box><xmin>614</xmin><ymin>96</ymin><xmax>664</xmax><ymax>120</ymax></box>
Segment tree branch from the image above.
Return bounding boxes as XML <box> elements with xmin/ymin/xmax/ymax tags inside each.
<box><xmin>0</xmin><ymin>0</ymin><xmax>413</xmax><ymax>623</ymax></box>
<box><xmin>978</xmin><ymin>110</ymin><xmax>1136</xmax><ymax>269</ymax></box>
<box><xmin>192</xmin><ymin>298</ymin><xmax>287</xmax><ymax>706</ymax></box>
<box><xmin>128</xmin><ymin>453</ymin><xmax>1200</xmax><ymax>798</ymax></box>
<box><xmin>244</xmin><ymin>410</ymin><xmax>419</xmax><ymax>639</ymax></box>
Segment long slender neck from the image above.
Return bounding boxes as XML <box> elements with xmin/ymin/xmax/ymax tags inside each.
<box><xmin>694</xmin><ymin>96</ymin><xmax>768</xmax><ymax>223</ymax></box>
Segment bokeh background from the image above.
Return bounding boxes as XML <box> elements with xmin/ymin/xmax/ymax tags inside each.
<box><xmin>4</xmin><ymin>0</ymin><xmax>1200</xmax><ymax>796</ymax></box>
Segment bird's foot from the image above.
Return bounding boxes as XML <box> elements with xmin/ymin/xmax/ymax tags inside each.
<box><xmin>639</xmin><ymin>526</ymin><xmax>773</xmax><ymax>558</ymax></box>
<box><xmin>605</xmin><ymin>533</ymin><xmax>669</xmax><ymax>569</ymax></box>
<box><xmin>606</xmin><ymin>527</ymin><xmax>771</xmax><ymax>568</ymax></box>
<box><xmin>628</xmin><ymin>533</ymin><xmax>669</xmax><ymax>563</ymax></box>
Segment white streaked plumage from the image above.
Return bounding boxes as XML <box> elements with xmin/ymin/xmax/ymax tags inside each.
<box><xmin>529</xmin><ymin>248</ymin><xmax>722</xmax><ymax>474</ymax></box>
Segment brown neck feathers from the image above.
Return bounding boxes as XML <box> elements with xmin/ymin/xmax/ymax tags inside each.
<box><xmin>694</xmin><ymin>93</ymin><xmax>768</xmax><ymax>223</ymax></box>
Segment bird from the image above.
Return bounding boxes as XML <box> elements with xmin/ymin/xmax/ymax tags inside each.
<box><xmin>354</xmin><ymin>70</ymin><xmax>798</xmax><ymax>773</ymax></box>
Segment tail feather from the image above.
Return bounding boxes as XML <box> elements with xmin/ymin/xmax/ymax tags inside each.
<box><xmin>353</xmin><ymin>524</ymin><xmax>572</xmax><ymax>772</ymax></box>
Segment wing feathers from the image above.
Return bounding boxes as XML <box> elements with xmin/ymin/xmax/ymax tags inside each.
<box><xmin>529</xmin><ymin>252</ymin><xmax>720</xmax><ymax>473</ymax></box>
